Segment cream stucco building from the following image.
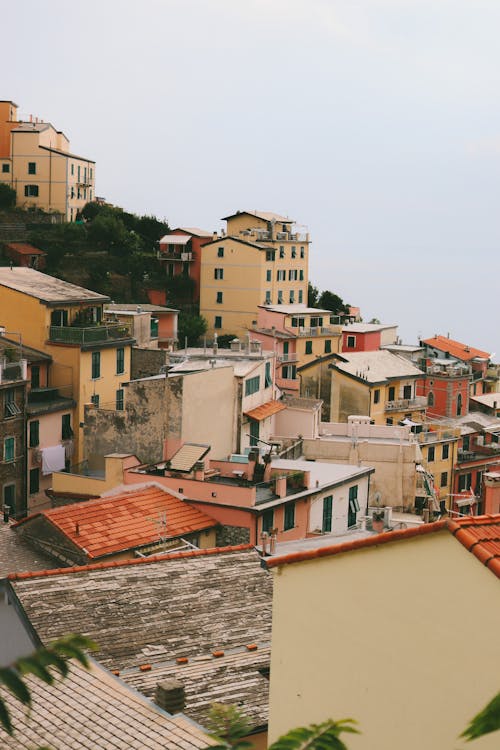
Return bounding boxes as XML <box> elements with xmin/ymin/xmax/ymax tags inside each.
<box><xmin>266</xmin><ymin>516</ymin><xmax>500</xmax><ymax>750</ymax></box>
<box><xmin>0</xmin><ymin>100</ymin><xmax>95</xmax><ymax>221</ymax></box>
<box><xmin>200</xmin><ymin>210</ymin><xmax>309</xmax><ymax>337</ymax></box>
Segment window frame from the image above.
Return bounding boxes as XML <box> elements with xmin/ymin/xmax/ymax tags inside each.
<box><xmin>29</xmin><ymin>468</ymin><xmax>40</xmax><ymax>495</ymax></box>
<box><xmin>284</xmin><ymin>501</ymin><xmax>295</xmax><ymax>531</ymax></box>
<box><xmin>4</xmin><ymin>437</ymin><xmax>15</xmax><ymax>462</ymax></box>
<box><xmin>29</xmin><ymin>420</ymin><xmax>40</xmax><ymax>448</ymax></box>
<box><xmin>322</xmin><ymin>495</ymin><xmax>333</xmax><ymax>532</ymax></box>
<box><xmin>28</xmin><ymin>162</ymin><xmax>36</xmax><ymax>175</ymax></box>
<box><xmin>116</xmin><ymin>388</ymin><xmax>124</xmax><ymax>411</ymax></box>
<box><xmin>24</xmin><ymin>184</ymin><xmax>39</xmax><ymax>197</ymax></box>
<box><xmin>116</xmin><ymin>347</ymin><xmax>125</xmax><ymax>375</ymax></box>
<box><xmin>214</xmin><ymin>268</ymin><xmax>224</xmax><ymax>280</ymax></box>
<box><xmin>214</xmin><ymin>315</ymin><xmax>222</xmax><ymax>329</ymax></box>
<box><xmin>91</xmin><ymin>351</ymin><xmax>101</xmax><ymax>380</ymax></box>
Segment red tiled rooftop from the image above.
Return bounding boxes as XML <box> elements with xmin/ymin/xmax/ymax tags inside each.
<box><xmin>266</xmin><ymin>515</ymin><xmax>500</xmax><ymax>578</ymax></box>
<box><xmin>14</xmin><ymin>485</ymin><xmax>218</xmax><ymax>559</ymax></box>
<box><xmin>5</xmin><ymin>242</ymin><xmax>46</xmax><ymax>256</ymax></box>
<box><xmin>244</xmin><ymin>399</ymin><xmax>287</xmax><ymax>421</ymax></box>
<box><xmin>423</xmin><ymin>335</ymin><xmax>490</xmax><ymax>361</ymax></box>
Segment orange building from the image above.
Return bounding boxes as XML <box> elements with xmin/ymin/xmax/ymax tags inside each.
<box><xmin>158</xmin><ymin>227</ymin><xmax>213</xmax><ymax>305</ymax></box>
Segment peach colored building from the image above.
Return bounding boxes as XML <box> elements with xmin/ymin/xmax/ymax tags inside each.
<box><xmin>0</xmin><ymin>100</ymin><xmax>95</xmax><ymax>221</ymax></box>
<box><xmin>104</xmin><ymin>303</ymin><xmax>178</xmax><ymax>349</ymax></box>
<box><xmin>158</xmin><ymin>227</ymin><xmax>213</xmax><ymax>305</ymax></box>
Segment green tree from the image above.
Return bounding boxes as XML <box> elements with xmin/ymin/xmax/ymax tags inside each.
<box><xmin>461</xmin><ymin>692</ymin><xmax>500</xmax><ymax>742</ymax></box>
<box><xmin>0</xmin><ymin>634</ymin><xmax>96</xmax><ymax>736</ymax></box>
<box><xmin>308</xmin><ymin>282</ymin><xmax>319</xmax><ymax>307</ymax></box>
<box><xmin>0</xmin><ymin>184</ymin><xmax>16</xmax><ymax>210</ymax></box>
<box><xmin>318</xmin><ymin>290</ymin><xmax>350</xmax><ymax>315</ymax></box>
<box><xmin>177</xmin><ymin>312</ymin><xmax>208</xmax><ymax>347</ymax></box>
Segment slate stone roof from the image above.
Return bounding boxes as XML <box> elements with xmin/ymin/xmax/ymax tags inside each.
<box><xmin>0</xmin><ymin>658</ymin><xmax>212</xmax><ymax>749</ymax></box>
<box><xmin>0</xmin><ymin>522</ymin><xmax>55</xmax><ymax>578</ymax></box>
<box><xmin>10</xmin><ymin>547</ymin><xmax>272</xmax><ymax>730</ymax></box>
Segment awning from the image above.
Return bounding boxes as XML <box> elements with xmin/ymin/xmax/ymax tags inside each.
<box><xmin>244</xmin><ymin>400</ymin><xmax>287</xmax><ymax>422</ymax></box>
<box><xmin>159</xmin><ymin>235</ymin><xmax>191</xmax><ymax>245</ymax></box>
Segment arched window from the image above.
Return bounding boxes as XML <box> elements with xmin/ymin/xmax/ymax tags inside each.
<box><xmin>427</xmin><ymin>392</ymin><xmax>434</xmax><ymax>407</ymax></box>
<box><xmin>457</xmin><ymin>393</ymin><xmax>463</xmax><ymax>416</ymax></box>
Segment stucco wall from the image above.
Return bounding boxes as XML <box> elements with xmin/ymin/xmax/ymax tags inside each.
<box><xmin>268</xmin><ymin>532</ymin><xmax>500</xmax><ymax>750</ymax></box>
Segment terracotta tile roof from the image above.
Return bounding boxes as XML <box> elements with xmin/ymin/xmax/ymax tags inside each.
<box><xmin>447</xmin><ymin>515</ymin><xmax>500</xmax><ymax>577</ymax></box>
<box><xmin>4</xmin><ymin>241</ymin><xmax>46</xmax><ymax>256</ymax></box>
<box><xmin>266</xmin><ymin>515</ymin><xmax>500</xmax><ymax>579</ymax></box>
<box><xmin>422</xmin><ymin>335</ymin><xmax>490</xmax><ymax>361</ymax></box>
<box><xmin>244</xmin><ymin>399</ymin><xmax>287</xmax><ymax>421</ymax></box>
<box><xmin>10</xmin><ymin>547</ymin><xmax>272</xmax><ymax>732</ymax></box>
<box><xmin>0</xmin><ymin>658</ymin><xmax>213</xmax><ymax>749</ymax></box>
<box><xmin>14</xmin><ymin>484</ymin><xmax>217</xmax><ymax>559</ymax></box>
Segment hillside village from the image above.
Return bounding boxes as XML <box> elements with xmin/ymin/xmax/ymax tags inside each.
<box><xmin>0</xmin><ymin>99</ymin><xmax>499</xmax><ymax>749</ymax></box>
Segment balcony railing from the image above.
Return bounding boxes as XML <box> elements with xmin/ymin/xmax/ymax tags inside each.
<box><xmin>291</xmin><ymin>326</ymin><xmax>338</xmax><ymax>337</ymax></box>
<box><xmin>277</xmin><ymin>353</ymin><xmax>299</xmax><ymax>363</ymax></box>
<box><xmin>385</xmin><ymin>396</ymin><xmax>427</xmax><ymax>412</ymax></box>
<box><xmin>157</xmin><ymin>250</ymin><xmax>194</xmax><ymax>262</ymax></box>
<box><xmin>49</xmin><ymin>323</ymin><xmax>132</xmax><ymax>345</ymax></box>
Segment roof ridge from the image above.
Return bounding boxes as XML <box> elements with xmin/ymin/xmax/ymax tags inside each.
<box><xmin>7</xmin><ymin>543</ymin><xmax>256</xmax><ymax>580</ymax></box>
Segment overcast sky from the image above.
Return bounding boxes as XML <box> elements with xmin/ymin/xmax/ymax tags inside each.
<box><xmin>4</xmin><ymin>0</ymin><xmax>499</xmax><ymax>357</ymax></box>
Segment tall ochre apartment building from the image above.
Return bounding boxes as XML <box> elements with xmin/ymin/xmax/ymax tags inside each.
<box><xmin>200</xmin><ymin>211</ymin><xmax>309</xmax><ymax>336</ymax></box>
<box><xmin>0</xmin><ymin>100</ymin><xmax>95</xmax><ymax>221</ymax></box>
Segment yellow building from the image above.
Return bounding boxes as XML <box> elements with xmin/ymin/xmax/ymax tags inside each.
<box><xmin>0</xmin><ymin>100</ymin><xmax>95</xmax><ymax>221</ymax></box>
<box><xmin>266</xmin><ymin>516</ymin><xmax>500</xmax><ymax>750</ymax></box>
<box><xmin>330</xmin><ymin>350</ymin><xmax>427</xmax><ymax>425</ymax></box>
<box><xmin>0</xmin><ymin>268</ymin><xmax>134</xmax><ymax>462</ymax></box>
<box><xmin>200</xmin><ymin>210</ymin><xmax>309</xmax><ymax>336</ymax></box>
<box><xmin>416</xmin><ymin>425</ymin><xmax>460</xmax><ymax>509</ymax></box>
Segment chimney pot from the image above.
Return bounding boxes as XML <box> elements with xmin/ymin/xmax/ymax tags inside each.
<box><xmin>155</xmin><ymin>679</ymin><xmax>186</xmax><ymax>714</ymax></box>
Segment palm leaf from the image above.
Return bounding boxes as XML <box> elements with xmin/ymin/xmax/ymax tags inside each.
<box><xmin>461</xmin><ymin>692</ymin><xmax>500</xmax><ymax>742</ymax></box>
<box><xmin>15</xmin><ymin>656</ymin><xmax>54</xmax><ymax>685</ymax></box>
<box><xmin>0</xmin><ymin>667</ymin><xmax>32</xmax><ymax>706</ymax></box>
<box><xmin>0</xmin><ymin>698</ymin><xmax>13</xmax><ymax>735</ymax></box>
<box><xmin>269</xmin><ymin>719</ymin><xmax>359</xmax><ymax>750</ymax></box>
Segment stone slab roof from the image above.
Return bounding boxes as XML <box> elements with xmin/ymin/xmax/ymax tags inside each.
<box><xmin>0</xmin><ymin>522</ymin><xmax>55</xmax><ymax>578</ymax></box>
<box><xmin>10</xmin><ymin>547</ymin><xmax>272</xmax><ymax>730</ymax></box>
<box><xmin>0</xmin><ymin>658</ymin><xmax>212</xmax><ymax>750</ymax></box>
<box><xmin>0</xmin><ymin>268</ymin><xmax>109</xmax><ymax>304</ymax></box>
<box><xmin>331</xmin><ymin>350</ymin><xmax>423</xmax><ymax>383</ymax></box>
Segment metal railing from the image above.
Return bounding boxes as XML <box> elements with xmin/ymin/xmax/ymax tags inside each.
<box><xmin>385</xmin><ymin>396</ymin><xmax>427</xmax><ymax>412</ymax></box>
<box><xmin>49</xmin><ymin>323</ymin><xmax>132</xmax><ymax>345</ymax></box>
<box><xmin>277</xmin><ymin>353</ymin><xmax>299</xmax><ymax>363</ymax></box>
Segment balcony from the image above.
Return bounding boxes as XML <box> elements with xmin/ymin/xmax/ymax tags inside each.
<box><xmin>157</xmin><ymin>250</ymin><xmax>194</xmax><ymax>262</ymax></box>
<box><xmin>293</xmin><ymin>326</ymin><xmax>338</xmax><ymax>337</ymax></box>
<box><xmin>277</xmin><ymin>353</ymin><xmax>299</xmax><ymax>363</ymax></box>
<box><xmin>49</xmin><ymin>322</ymin><xmax>132</xmax><ymax>346</ymax></box>
<box><xmin>426</xmin><ymin>364</ymin><xmax>471</xmax><ymax>378</ymax></box>
<box><xmin>385</xmin><ymin>396</ymin><xmax>427</xmax><ymax>412</ymax></box>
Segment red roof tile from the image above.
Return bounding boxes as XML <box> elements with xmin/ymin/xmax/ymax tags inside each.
<box><xmin>7</xmin><ymin>543</ymin><xmax>255</xmax><ymax>580</ymax></box>
<box><xmin>422</xmin><ymin>335</ymin><xmax>490</xmax><ymax>361</ymax></box>
<box><xmin>14</xmin><ymin>485</ymin><xmax>218</xmax><ymax>559</ymax></box>
<box><xmin>266</xmin><ymin>515</ymin><xmax>500</xmax><ymax>579</ymax></box>
<box><xmin>4</xmin><ymin>242</ymin><xmax>46</xmax><ymax>256</ymax></box>
<box><xmin>244</xmin><ymin>399</ymin><xmax>287</xmax><ymax>421</ymax></box>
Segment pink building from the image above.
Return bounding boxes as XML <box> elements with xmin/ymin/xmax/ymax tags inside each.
<box><xmin>341</xmin><ymin>323</ymin><xmax>398</xmax><ymax>353</ymax></box>
<box><xmin>158</xmin><ymin>227</ymin><xmax>213</xmax><ymax>305</ymax></box>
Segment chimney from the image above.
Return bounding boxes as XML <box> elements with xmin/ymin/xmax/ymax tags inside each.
<box><xmin>246</xmin><ymin>449</ymin><xmax>259</xmax><ymax>481</ymax></box>
<box><xmin>275</xmin><ymin>475</ymin><xmax>287</xmax><ymax>498</ymax></box>
<box><xmin>155</xmin><ymin>679</ymin><xmax>185</xmax><ymax>714</ymax></box>
<box><xmin>263</xmin><ymin>458</ymin><xmax>272</xmax><ymax>482</ymax></box>
<box><xmin>193</xmin><ymin>461</ymin><xmax>205</xmax><ymax>481</ymax></box>
<box><xmin>261</xmin><ymin>531</ymin><xmax>269</xmax><ymax>555</ymax></box>
<box><xmin>303</xmin><ymin>470</ymin><xmax>311</xmax><ymax>489</ymax></box>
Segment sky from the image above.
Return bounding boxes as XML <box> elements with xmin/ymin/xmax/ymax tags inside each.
<box><xmin>3</xmin><ymin>0</ymin><xmax>500</xmax><ymax>357</ymax></box>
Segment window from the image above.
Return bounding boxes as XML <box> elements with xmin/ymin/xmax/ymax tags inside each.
<box><xmin>4</xmin><ymin>437</ymin><xmax>15</xmax><ymax>462</ymax></box>
<box><xmin>30</xmin><ymin>365</ymin><xmax>40</xmax><ymax>389</ymax></box>
<box><xmin>386</xmin><ymin>418</ymin><xmax>393</xmax><ymax>425</ymax></box>
<box><xmin>90</xmin><ymin>394</ymin><xmax>100</xmax><ymax>408</ymax></box>
<box><xmin>347</xmin><ymin>335</ymin><xmax>356</xmax><ymax>348</ymax></box>
<box><xmin>266</xmin><ymin>270</ymin><xmax>271</xmax><ymax>282</ymax></box>
<box><xmin>440</xmin><ymin>471</ymin><xmax>448</xmax><ymax>488</ymax></box>
<box><xmin>249</xmin><ymin>419</ymin><xmax>259</xmax><ymax>447</ymax></box>
<box><xmin>214</xmin><ymin>268</ymin><xmax>224</xmax><ymax>280</ymax></box>
<box><xmin>299</xmin><ymin>269</ymin><xmax>304</xmax><ymax>281</ymax></box>
<box><xmin>388</xmin><ymin>386</ymin><xmax>395</xmax><ymax>401</ymax></box>
<box><xmin>305</xmin><ymin>341</ymin><xmax>312</xmax><ymax>355</ymax></box>
<box><xmin>3</xmin><ymin>484</ymin><xmax>15</xmax><ymax>512</ymax></box>
<box><xmin>265</xmin><ymin>361</ymin><xmax>272</xmax><ymax>388</ymax></box>
<box><xmin>348</xmin><ymin>485</ymin><xmax>360</xmax><ymax>526</ymax></box>
<box><xmin>374</xmin><ymin>389</ymin><xmax>380</xmax><ymax>404</ymax></box>
<box><xmin>300</xmin><ymin>246</ymin><xmax>305</xmax><ymax>258</ymax></box>
<box><xmin>266</xmin><ymin>250</ymin><xmax>276</xmax><ymax>261</ymax></box>
<box><xmin>214</xmin><ymin>315</ymin><xmax>222</xmax><ymax>329</ymax></box>
<box><xmin>428</xmin><ymin>392</ymin><xmax>434</xmax><ymax>407</ymax></box>
<box><xmin>4</xmin><ymin>389</ymin><xmax>20</xmax><ymax>418</ymax></box>
<box><xmin>427</xmin><ymin>446</ymin><xmax>435</xmax><ymax>462</ymax></box>
<box><xmin>77</xmin><ymin>165</ymin><xmax>81</xmax><ymax>181</ymax></box>
<box><xmin>282</xmin><ymin>364</ymin><xmax>297</xmax><ymax>380</ymax></box>
<box><xmin>71</xmin><ymin>164</ymin><xmax>74</xmax><ymax>176</ymax></box>
<box><xmin>24</xmin><ymin>185</ymin><xmax>39</xmax><ymax>197</ymax></box>
<box><xmin>279</xmin><ymin>246</ymin><xmax>285</xmax><ymax>258</ymax></box>
<box><xmin>291</xmin><ymin>316</ymin><xmax>305</xmax><ymax>328</ymax></box>
<box><xmin>291</xmin><ymin>246</ymin><xmax>296</xmax><ymax>258</ymax></box>
<box><xmin>28</xmin><ymin>162</ymin><xmax>36</xmax><ymax>174</ymax></box>
<box><xmin>116</xmin><ymin>388</ymin><xmax>124</xmax><ymax>410</ymax></box>
<box><xmin>310</xmin><ymin>317</ymin><xmax>323</xmax><ymax>328</ymax></box>
<box><xmin>91</xmin><ymin>351</ymin><xmax>101</xmax><ymax>379</ymax></box>
<box><xmin>245</xmin><ymin>376</ymin><xmax>260</xmax><ymax>396</ymax></box>
<box><xmin>324</xmin><ymin>339</ymin><xmax>331</xmax><ymax>354</ymax></box>
<box><xmin>298</xmin><ymin>290</ymin><xmax>303</xmax><ymax>303</ymax></box>
<box><xmin>262</xmin><ymin>509</ymin><xmax>274</xmax><ymax>533</ymax></box>
<box><xmin>116</xmin><ymin>347</ymin><xmax>125</xmax><ymax>375</ymax></box>
<box><xmin>61</xmin><ymin>414</ymin><xmax>73</xmax><ymax>440</ymax></box>
<box><xmin>458</xmin><ymin>473</ymin><xmax>472</xmax><ymax>492</ymax></box>
<box><xmin>403</xmin><ymin>384</ymin><xmax>412</xmax><ymax>400</ymax></box>
<box><xmin>29</xmin><ymin>420</ymin><xmax>39</xmax><ymax>448</ymax></box>
<box><xmin>289</xmin><ymin>291</ymin><xmax>295</xmax><ymax>303</ymax></box>
<box><xmin>442</xmin><ymin>444</ymin><xmax>449</xmax><ymax>460</ymax></box>
<box><xmin>288</xmin><ymin>269</ymin><xmax>298</xmax><ymax>281</ymax></box>
<box><xmin>284</xmin><ymin>501</ymin><xmax>295</xmax><ymax>530</ymax></box>
<box><xmin>457</xmin><ymin>393</ymin><xmax>463</xmax><ymax>416</ymax></box>
<box><xmin>322</xmin><ymin>495</ymin><xmax>333</xmax><ymax>532</ymax></box>
<box><xmin>265</xmin><ymin>291</ymin><xmax>271</xmax><ymax>304</ymax></box>
<box><xmin>29</xmin><ymin>468</ymin><xmax>39</xmax><ymax>495</ymax></box>
<box><xmin>217</xmin><ymin>247</ymin><xmax>224</xmax><ymax>257</ymax></box>
<box><xmin>277</xmin><ymin>270</ymin><xmax>286</xmax><ymax>281</ymax></box>
<box><xmin>277</xmin><ymin>290</ymin><xmax>283</xmax><ymax>304</ymax></box>
<box><xmin>2</xmin><ymin>164</ymin><xmax>9</xmax><ymax>173</ymax></box>
<box><xmin>216</xmin><ymin>291</ymin><xmax>223</xmax><ymax>304</ymax></box>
